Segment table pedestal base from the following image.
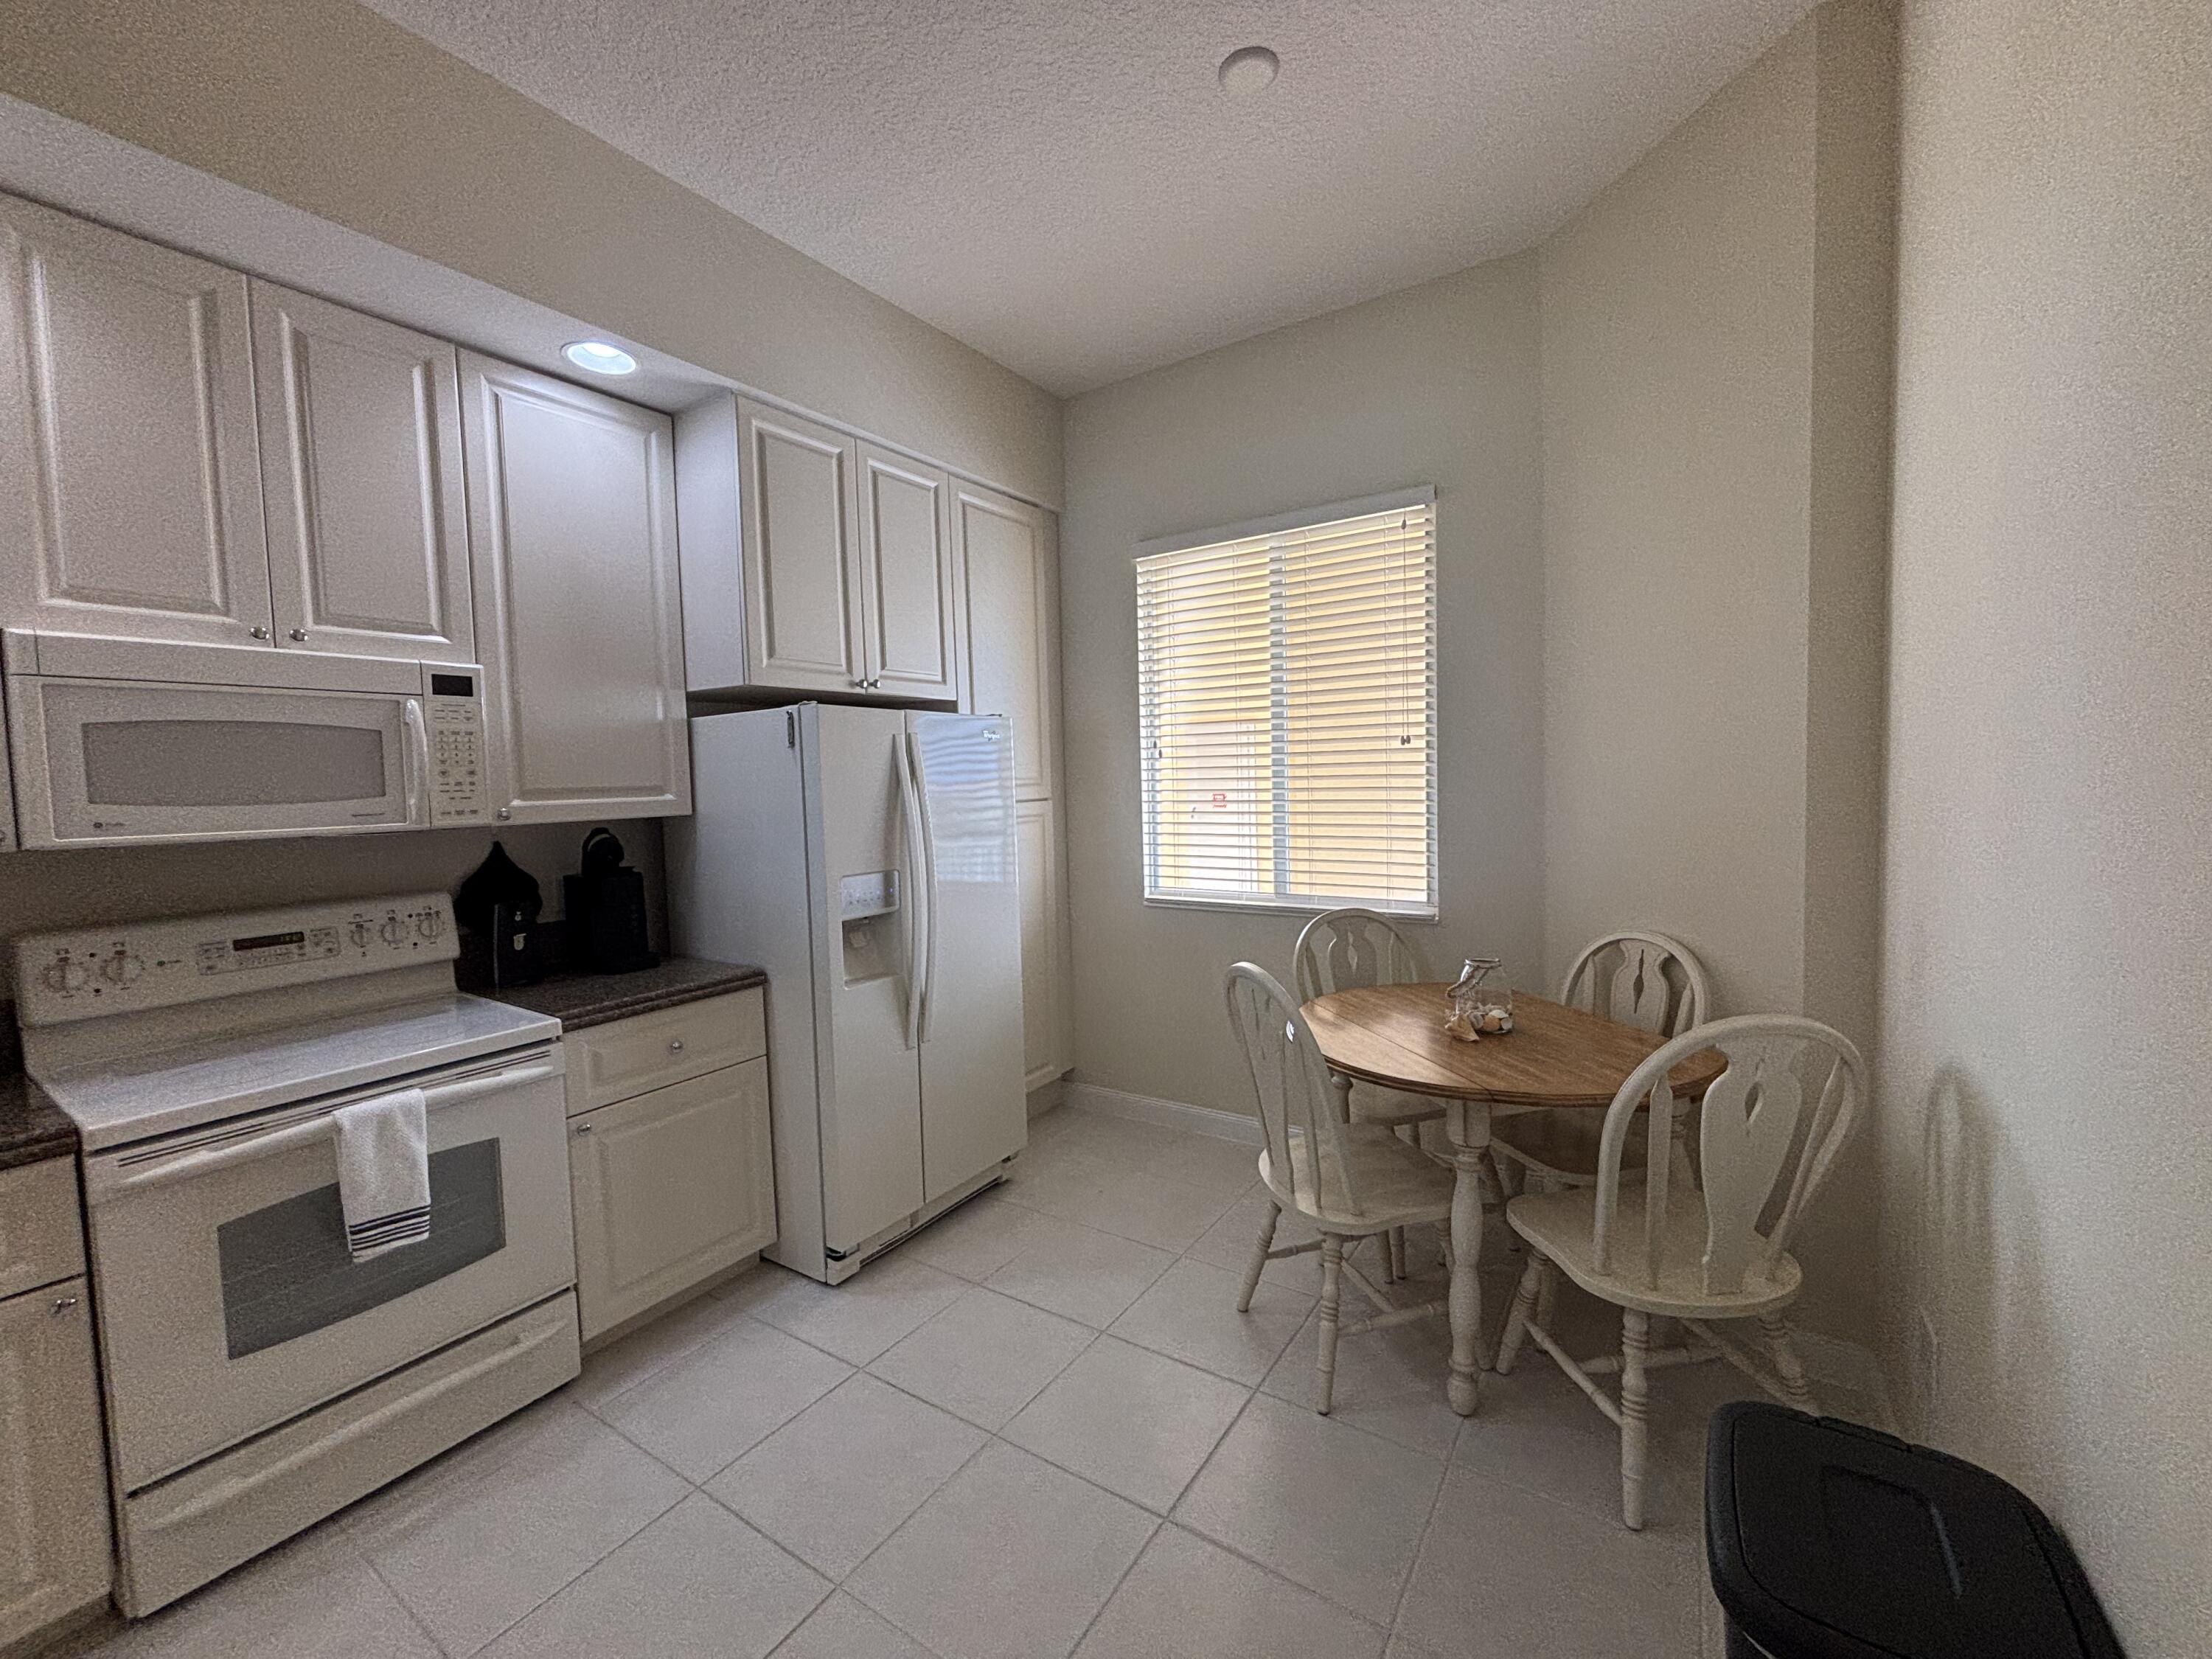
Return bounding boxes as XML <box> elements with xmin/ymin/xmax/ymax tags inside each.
<box><xmin>1446</xmin><ymin>1099</ymin><xmax>1495</xmax><ymax>1416</ymax></box>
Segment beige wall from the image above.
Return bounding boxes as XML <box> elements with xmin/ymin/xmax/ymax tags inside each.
<box><xmin>1059</xmin><ymin>258</ymin><xmax>1546</xmax><ymax>1116</ymax></box>
<box><xmin>1539</xmin><ymin>0</ymin><xmax>1893</xmax><ymax>1345</ymax></box>
<box><xmin>1879</xmin><ymin>0</ymin><xmax>2211</xmax><ymax>1649</ymax></box>
<box><xmin>0</xmin><ymin>0</ymin><xmax>1060</xmax><ymax>507</ymax></box>
<box><xmin>0</xmin><ymin>821</ymin><xmax>667</xmax><ymax>1002</ymax></box>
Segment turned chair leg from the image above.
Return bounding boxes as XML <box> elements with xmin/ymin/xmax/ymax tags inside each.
<box><xmin>1388</xmin><ymin>1226</ymin><xmax>1407</xmax><ymax>1281</ymax></box>
<box><xmin>1759</xmin><ymin>1312</ymin><xmax>1819</xmax><ymax>1413</ymax></box>
<box><xmin>1497</xmin><ymin>1254</ymin><xmax>1544</xmax><ymax>1374</ymax></box>
<box><xmin>1316</xmin><ymin>1236</ymin><xmax>1346</xmax><ymax>1414</ymax></box>
<box><xmin>1237</xmin><ymin>1201</ymin><xmax>1281</xmax><ymax>1312</ymax></box>
<box><xmin>1621</xmin><ymin>1309</ymin><xmax>1652</xmax><ymax>1530</ymax></box>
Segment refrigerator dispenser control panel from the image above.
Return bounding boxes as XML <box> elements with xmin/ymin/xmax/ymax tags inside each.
<box><xmin>838</xmin><ymin>872</ymin><xmax>900</xmax><ymax>919</ymax></box>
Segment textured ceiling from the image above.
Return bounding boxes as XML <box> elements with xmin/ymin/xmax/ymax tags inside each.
<box><xmin>361</xmin><ymin>0</ymin><xmax>1816</xmax><ymax>395</ymax></box>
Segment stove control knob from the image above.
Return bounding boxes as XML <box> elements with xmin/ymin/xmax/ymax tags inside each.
<box><xmin>100</xmin><ymin>948</ymin><xmax>145</xmax><ymax>987</ymax></box>
<box><xmin>349</xmin><ymin>920</ymin><xmax>374</xmax><ymax>950</ymax></box>
<box><xmin>415</xmin><ymin>911</ymin><xmax>443</xmax><ymax>942</ymax></box>
<box><xmin>41</xmin><ymin>955</ymin><xmax>88</xmax><ymax>994</ymax></box>
<box><xmin>379</xmin><ymin>915</ymin><xmax>408</xmax><ymax>946</ymax></box>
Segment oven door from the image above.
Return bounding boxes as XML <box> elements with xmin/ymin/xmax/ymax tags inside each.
<box><xmin>7</xmin><ymin>675</ymin><xmax>428</xmax><ymax>846</ymax></box>
<box><xmin>81</xmin><ymin>1045</ymin><xmax>574</xmax><ymax>1492</ymax></box>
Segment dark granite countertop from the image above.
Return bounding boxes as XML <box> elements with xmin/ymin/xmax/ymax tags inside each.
<box><xmin>0</xmin><ymin>1060</ymin><xmax>77</xmax><ymax>1172</ymax></box>
<box><xmin>469</xmin><ymin>957</ymin><xmax>765</xmax><ymax>1032</ymax></box>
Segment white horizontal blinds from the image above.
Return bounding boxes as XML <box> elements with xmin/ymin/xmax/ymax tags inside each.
<box><xmin>1137</xmin><ymin>498</ymin><xmax>1437</xmax><ymax>917</ymax></box>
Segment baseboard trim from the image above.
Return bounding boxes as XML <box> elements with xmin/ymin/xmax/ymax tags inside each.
<box><xmin>1794</xmin><ymin>1331</ymin><xmax>1895</xmax><ymax>1430</ymax></box>
<box><xmin>1063</xmin><ymin>1082</ymin><xmax>1263</xmax><ymax>1147</ymax></box>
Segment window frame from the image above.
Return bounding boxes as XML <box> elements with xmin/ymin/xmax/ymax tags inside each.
<box><xmin>1133</xmin><ymin>485</ymin><xmax>1439</xmax><ymax>922</ymax></box>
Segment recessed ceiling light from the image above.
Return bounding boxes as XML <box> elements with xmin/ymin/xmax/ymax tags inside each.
<box><xmin>1218</xmin><ymin>45</ymin><xmax>1280</xmax><ymax>94</ymax></box>
<box><xmin>563</xmin><ymin>339</ymin><xmax>638</xmax><ymax>376</ymax></box>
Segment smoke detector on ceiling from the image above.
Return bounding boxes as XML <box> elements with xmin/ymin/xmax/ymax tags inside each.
<box><xmin>1218</xmin><ymin>46</ymin><xmax>1280</xmax><ymax>94</ymax></box>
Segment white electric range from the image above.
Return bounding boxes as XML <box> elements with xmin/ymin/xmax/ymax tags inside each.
<box><xmin>15</xmin><ymin>894</ymin><xmax>581</xmax><ymax>1617</ymax></box>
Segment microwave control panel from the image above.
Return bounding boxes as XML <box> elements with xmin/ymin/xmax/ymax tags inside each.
<box><xmin>425</xmin><ymin>672</ymin><xmax>488</xmax><ymax>824</ymax></box>
<box><xmin>14</xmin><ymin>893</ymin><xmax>459</xmax><ymax>1026</ymax></box>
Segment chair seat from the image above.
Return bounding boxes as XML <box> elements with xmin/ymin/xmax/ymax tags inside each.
<box><xmin>1504</xmin><ymin>1185</ymin><xmax>1802</xmax><ymax>1318</ymax></box>
<box><xmin>1347</xmin><ymin>1079</ymin><xmax>1447</xmax><ymax>1131</ymax></box>
<box><xmin>1490</xmin><ymin>1109</ymin><xmax>1648</xmax><ymax>1184</ymax></box>
<box><xmin>1260</xmin><ymin>1121</ymin><xmax>1455</xmax><ymax>1234</ymax></box>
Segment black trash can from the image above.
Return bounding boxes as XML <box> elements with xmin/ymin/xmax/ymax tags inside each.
<box><xmin>1705</xmin><ymin>1402</ymin><xmax>2124</xmax><ymax>1658</ymax></box>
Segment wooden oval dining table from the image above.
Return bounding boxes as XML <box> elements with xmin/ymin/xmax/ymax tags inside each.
<box><xmin>1298</xmin><ymin>984</ymin><xmax>1725</xmax><ymax>1416</ymax></box>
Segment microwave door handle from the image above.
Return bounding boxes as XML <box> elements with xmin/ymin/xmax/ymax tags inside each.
<box><xmin>88</xmin><ymin>1056</ymin><xmax>563</xmax><ymax>1200</ymax></box>
<box><xmin>402</xmin><ymin>699</ymin><xmax>429</xmax><ymax>826</ymax></box>
<box><xmin>908</xmin><ymin>731</ymin><xmax>941</xmax><ymax>1046</ymax></box>
<box><xmin>894</xmin><ymin>733</ymin><xmax>927</xmax><ymax>1052</ymax></box>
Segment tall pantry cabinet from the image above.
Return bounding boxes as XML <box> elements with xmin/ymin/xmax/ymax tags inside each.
<box><xmin>954</xmin><ymin>481</ymin><xmax>1072</xmax><ymax>1093</ymax></box>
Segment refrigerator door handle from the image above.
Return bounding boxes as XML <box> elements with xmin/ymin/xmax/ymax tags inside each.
<box><xmin>895</xmin><ymin>729</ymin><xmax>928</xmax><ymax>1051</ymax></box>
<box><xmin>908</xmin><ymin>730</ymin><xmax>942</xmax><ymax>1045</ymax></box>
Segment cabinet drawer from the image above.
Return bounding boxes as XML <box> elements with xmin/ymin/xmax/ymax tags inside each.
<box><xmin>566</xmin><ymin>988</ymin><xmax>766</xmax><ymax>1113</ymax></box>
<box><xmin>0</xmin><ymin>1158</ymin><xmax>85</xmax><ymax>1301</ymax></box>
<box><xmin>568</xmin><ymin>1059</ymin><xmax>776</xmax><ymax>1340</ymax></box>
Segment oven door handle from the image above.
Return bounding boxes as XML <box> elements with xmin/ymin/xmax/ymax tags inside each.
<box><xmin>90</xmin><ymin>1055</ymin><xmax>562</xmax><ymax>1201</ymax></box>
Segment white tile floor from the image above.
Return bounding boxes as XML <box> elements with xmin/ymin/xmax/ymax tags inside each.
<box><xmin>67</xmin><ymin>1105</ymin><xmax>1886</xmax><ymax>1659</ymax></box>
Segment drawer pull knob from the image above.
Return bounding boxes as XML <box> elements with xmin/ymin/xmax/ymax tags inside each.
<box><xmin>574</xmin><ymin>1123</ymin><xmax>593</xmax><ymax>1135</ymax></box>
<box><xmin>669</xmin><ymin>1038</ymin><xmax>684</xmax><ymax>1052</ymax></box>
<box><xmin>52</xmin><ymin>1295</ymin><xmax>80</xmax><ymax>1314</ymax></box>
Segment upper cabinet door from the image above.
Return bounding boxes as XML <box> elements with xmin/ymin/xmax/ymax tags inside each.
<box><xmin>251</xmin><ymin>282</ymin><xmax>473</xmax><ymax>663</ymax></box>
<box><xmin>956</xmin><ymin>481</ymin><xmax>1057</xmax><ymax>798</ymax></box>
<box><xmin>0</xmin><ymin>194</ymin><xmax>273</xmax><ymax>647</ymax></box>
<box><xmin>460</xmin><ymin>353</ymin><xmax>689</xmax><ymax>823</ymax></box>
<box><xmin>737</xmin><ymin>398</ymin><xmax>865</xmax><ymax>694</ymax></box>
<box><xmin>856</xmin><ymin>442</ymin><xmax>961</xmax><ymax>702</ymax></box>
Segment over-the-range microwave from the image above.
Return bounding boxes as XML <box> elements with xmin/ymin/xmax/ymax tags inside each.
<box><xmin>0</xmin><ymin>630</ymin><xmax>490</xmax><ymax>849</ymax></box>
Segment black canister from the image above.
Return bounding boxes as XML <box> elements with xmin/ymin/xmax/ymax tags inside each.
<box><xmin>564</xmin><ymin>827</ymin><xmax>658</xmax><ymax>974</ymax></box>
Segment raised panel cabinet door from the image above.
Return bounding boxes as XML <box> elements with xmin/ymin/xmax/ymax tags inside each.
<box><xmin>737</xmin><ymin>398</ymin><xmax>864</xmax><ymax>693</ymax></box>
<box><xmin>0</xmin><ymin>1279</ymin><xmax>113</xmax><ymax>1646</ymax></box>
<box><xmin>568</xmin><ymin>1060</ymin><xmax>776</xmax><ymax>1340</ymax></box>
<box><xmin>1015</xmin><ymin>797</ymin><xmax>1070</xmax><ymax>1089</ymax></box>
<box><xmin>460</xmin><ymin>353</ymin><xmax>689</xmax><ymax>822</ymax></box>
<box><xmin>856</xmin><ymin>442</ymin><xmax>961</xmax><ymax>700</ymax></box>
<box><xmin>0</xmin><ymin>193</ymin><xmax>273</xmax><ymax>645</ymax></box>
<box><xmin>251</xmin><ymin>282</ymin><xmax>473</xmax><ymax>662</ymax></box>
<box><xmin>955</xmin><ymin>481</ymin><xmax>1054</xmax><ymax>797</ymax></box>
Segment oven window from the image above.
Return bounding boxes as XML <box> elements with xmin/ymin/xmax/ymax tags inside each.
<box><xmin>217</xmin><ymin>1140</ymin><xmax>507</xmax><ymax>1360</ymax></box>
<box><xmin>81</xmin><ymin>719</ymin><xmax>388</xmax><ymax>807</ymax></box>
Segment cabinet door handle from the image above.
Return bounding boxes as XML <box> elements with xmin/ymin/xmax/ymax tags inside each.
<box><xmin>52</xmin><ymin>1295</ymin><xmax>80</xmax><ymax>1314</ymax></box>
<box><xmin>573</xmin><ymin>1122</ymin><xmax>592</xmax><ymax>1135</ymax></box>
<box><xmin>249</xmin><ymin>626</ymin><xmax>270</xmax><ymax>640</ymax></box>
<box><xmin>290</xmin><ymin>627</ymin><xmax>310</xmax><ymax>642</ymax></box>
<box><xmin>668</xmin><ymin>1038</ymin><xmax>684</xmax><ymax>1052</ymax></box>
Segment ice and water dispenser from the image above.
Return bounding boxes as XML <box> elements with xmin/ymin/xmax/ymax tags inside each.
<box><xmin>839</xmin><ymin>871</ymin><xmax>902</xmax><ymax>983</ymax></box>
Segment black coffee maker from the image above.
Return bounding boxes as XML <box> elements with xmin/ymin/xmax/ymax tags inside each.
<box><xmin>454</xmin><ymin>840</ymin><xmax>553</xmax><ymax>987</ymax></box>
<box><xmin>564</xmin><ymin>827</ymin><xmax>659</xmax><ymax>974</ymax></box>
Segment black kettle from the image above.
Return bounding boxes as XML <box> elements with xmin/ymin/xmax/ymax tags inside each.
<box><xmin>564</xmin><ymin>828</ymin><xmax>658</xmax><ymax>974</ymax></box>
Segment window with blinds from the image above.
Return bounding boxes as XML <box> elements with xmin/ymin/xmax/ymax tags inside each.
<box><xmin>1135</xmin><ymin>490</ymin><xmax>1437</xmax><ymax>918</ymax></box>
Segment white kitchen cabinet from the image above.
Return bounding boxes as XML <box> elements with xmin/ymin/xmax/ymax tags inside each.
<box><xmin>566</xmin><ymin>993</ymin><xmax>775</xmax><ymax>1342</ymax></box>
<box><xmin>1015</xmin><ymin>797</ymin><xmax>1071</xmax><ymax>1090</ymax></box>
<box><xmin>0</xmin><ymin>192</ymin><xmax>273</xmax><ymax>647</ymax></box>
<box><xmin>856</xmin><ymin>441</ymin><xmax>963</xmax><ymax>701</ymax></box>
<box><xmin>0</xmin><ymin>1155</ymin><xmax>113</xmax><ymax>1651</ymax></box>
<box><xmin>250</xmin><ymin>281</ymin><xmax>473</xmax><ymax>664</ymax></box>
<box><xmin>674</xmin><ymin>393</ymin><xmax>962</xmax><ymax>703</ymax></box>
<box><xmin>459</xmin><ymin>352</ymin><xmax>690</xmax><ymax>823</ymax></box>
<box><xmin>956</xmin><ymin>480</ymin><xmax>1057</xmax><ymax>799</ymax></box>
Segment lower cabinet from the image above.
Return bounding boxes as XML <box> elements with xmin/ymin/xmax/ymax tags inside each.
<box><xmin>0</xmin><ymin>1273</ymin><xmax>112</xmax><ymax>1646</ymax></box>
<box><xmin>568</xmin><ymin>1056</ymin><xmax>776</xmax><ymax>1342</ymax></box>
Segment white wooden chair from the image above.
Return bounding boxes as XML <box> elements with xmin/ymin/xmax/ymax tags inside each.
<box><xmin>1224</xmin><ymin>963</ymin><xmax>1457</xmax><ymax>1414</ymax></box>
<box><xmin>1292</xmin><ymin>908</ymin><xmax>1449</xmax><ymax>1279</ymax></box>
<box><xmin>1495</xmin><ymin>1014</ymin><xmax>1868</xmax><ymax>1528</ymax></box>
<box><xmin>1490</xmin><ymin>931</ymin><xmax>1713</xmax><ymax>1193</ymax></box>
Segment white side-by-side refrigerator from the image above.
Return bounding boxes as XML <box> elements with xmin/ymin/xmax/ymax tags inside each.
<box><xmin>669</xmin><ymin>703</ymin><xmax>1026</xmax><ymax>1284</ymax></box>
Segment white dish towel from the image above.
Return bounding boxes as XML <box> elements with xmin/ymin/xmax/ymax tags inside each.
<box><xmin>333</xmin><ymin>1088</ymin><xmax>431</xmax><ymax>1262</ymax></box>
